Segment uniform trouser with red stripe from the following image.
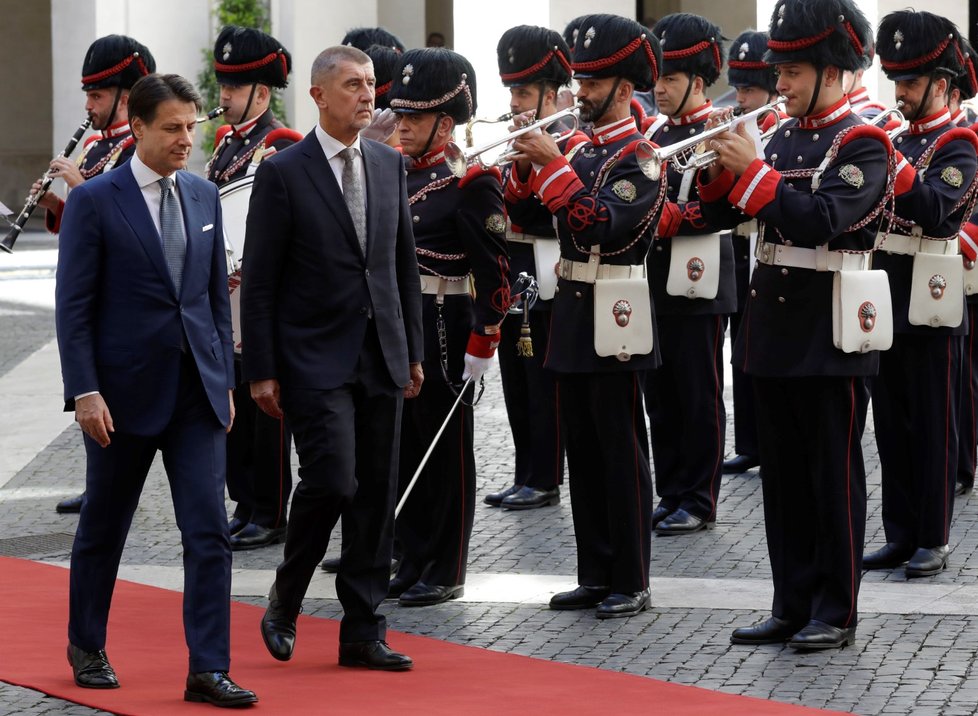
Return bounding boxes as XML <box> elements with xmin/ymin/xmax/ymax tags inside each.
<box><xmin>730</xmin><ymin>235</ymin><xmax>760</xmax><ymax>457</ymax></box>
<box><xmin>754</xmin><ymin>375</ymin><xmax>867</xmax><ymax>629</ymax></box>
<box><xmin>645</xmin><ymin>313</ymin><xmax>727</xmax><ymax>520</ymax></box>
<box><xmin>497</xmin><ymin>305</ymin><xmax>564</xmax><ymax>490</ymax></box>
<box><xmin>559</xmin><ymin>371</ymin><xmax>652</xmax><ymax>594</ymax></box>
<box><xmin>396</xmin><ymin>294</ymin><xmax>476</xmax><ymax>588</ymax></box>
<box><xmin>957</xmin><ymin>303</ymin><xmax>978</xmax><ymax>490</ymax></box>
<box><xmin>873</xmin><ymin>333</ymin><xmax>961</xmax><ymax>549</ymax></box>
<box><xmin>227</xmin><ymin>357</ymin><xmax>293</xmax><ymax>528</ymax></box>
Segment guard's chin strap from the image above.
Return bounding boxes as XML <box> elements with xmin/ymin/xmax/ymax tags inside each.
<box><xmin>673</xmin><ymin>73</ymin><xmax>697</xmax><ymax>118</ymax></box>
<box><xmin>804</xmin><ymin>67</ymin><xmax>824</xmax><ymax>117</ymax></box>
<box><xmin>416</xmin><ymin>112</ymin><xmax>448</xmax><ymax>159</ymax></box>
<box><xmin>237</xmin><ymin>84</ymin><xmax>259</xmax><ymax>128</ymax></box>
<box><xmin>534</xmin><ymin>83</ymin><xmax>547</xmax><ymax>123</ymax></box>
<box><xmin>909</xmin><ymin>75</ymin><xmax>936</xmax><ymax>123</ymax></box>
<box><xmin>593</xmin><ymin>77</ymin><xmax>622</xmax><ymax>124</ymax></box>
<box><xmin>104</xmin><ymin>86</ymin><xmax>123</xmax><ymax>132</ymax></box>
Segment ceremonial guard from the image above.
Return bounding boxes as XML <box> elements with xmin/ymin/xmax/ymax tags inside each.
<box><xmin>387</xmin><ymin>48</ymin><xmax>511</xmax><ymax>606</ymax></box>
<box><xmin>363</xmin><ymin>44</ymin><xmax>402</xmax><ymax>148</ymax></box>
<box><xmin>37</xmin><ymin>34</ymin><xmax>155</xmax><ymax>515</ymax></box>
<box><xmin>721</xmin><ymin>29</ymin><xmax>780</xmax><ymax>476</ymax></box>
<box><xmin>699</xmin><ymin>0</ymin><xmax>891</xmax><ymax>649</ymax></box>
<box><xmin>511</xmin><ymin>13</ymin><xmax>664</xmax><ymax>618</ymax></box>
<box><xmin>644</xmin><ymin>13</ymin><xmax>734</xmax><ymax>534</ymax></box>
<box><xmin>483</xmin><ymin>25</ymin><xmax>581</xmax><ymax>510</ymax></box>
<box><xmin>954</xmin><ymin>39</ymin><xmax>978</xmax><ymax>496</ymax></box>
<box><xmin>341</xmin><ymin>26</ymin><xmax>406</xmax><ymax>54</ymax></box>
<box><xmin>208</xmin><ymin>26</ymin><xmax>302</xmax><ymax>551</ymax></box>
<box><xmin>865</xmin><ymin>11</ymin><xmax>978</xmax><ymax>578</ymax></box>
<box><xmin>845</xmin><ymin>42</ymin><xmax>886</xmax><ymax>120</ymax></box>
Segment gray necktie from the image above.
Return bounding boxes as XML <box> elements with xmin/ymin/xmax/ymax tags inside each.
<box><xmin>340</xmin><ymin>147</ymin><xmax>367</xmax><ymax>253</ymax></box>
<box><xmin>158</xmin><ymin>177</ymin><xmax>186</xmax><ymax>294</ymax></box>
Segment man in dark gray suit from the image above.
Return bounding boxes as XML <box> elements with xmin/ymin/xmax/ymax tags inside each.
<box><xmin>242</xmin><ymin>45</ymin><xmax>423</xmax><ymax>670</ymax></box>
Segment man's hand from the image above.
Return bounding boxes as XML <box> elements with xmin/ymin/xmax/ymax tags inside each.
<box><xmin>227</xmin><ymin>389</ymin><xmax>235</xmax><ymax>433</ymax></box>
<box><xmin>47</xmin><ymin>157</ymin><xmax>85</xmax><ymax>188</ymax></box>
<box><xmin>511</xmin><ymin>122</ymin><xmax>561</xmax><ymax>168</ymax></box>
<box><xmin>360</xmin><ymin>108</ymin><xmax>400</xmax><ymax>143</ymax></box>
<box><xmin>462</xmin><ymin>353</ymin><xmax>493</xmax><ymax>383</ymax></box>
<box><xmin>250</xmin><ymin>379</ymin><xmax>283</xmax><ymax>419</ymax></box>
<box><xmin>404</xmin><ymin>362</ymin><xmax>424</xmax><ymax>399</ymax></box>
<box><xmin>29</xmin><ymin>179</ymin><xmax>61</xmax><ymax>212</ymax></box>
<box><xmin>709</xmin><ymin>123</ymin><xmax>758</xmax><ymax>177</ymax></box>
<box><xmin>75</xmin><ymin>393</ymin><xmax>114</xmax><ymax>448</ymax></box>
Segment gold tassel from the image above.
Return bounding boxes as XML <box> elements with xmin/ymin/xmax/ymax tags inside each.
<box><xmin>516</xmin><ymin>314</ymin><xmax>533</xmax><ymax>358</ymax></box>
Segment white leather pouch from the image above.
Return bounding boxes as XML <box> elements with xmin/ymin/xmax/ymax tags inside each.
<box><xmin>832</xmin><ymin>269</ymin><xmax>893</xmax><ymax>353</ymax></box>
<box><xmin>963</xmin><ymin>257</ymin><xmax>978</xmax><ymax>296</ymax></box>
<box><xmin>908</xmin><ymin>252</ymin><xmax>964</xmax><ymax>328</ymax></box>
<box><xmin>593</xmin><ymin>277</ymin><xmax>654</xmax><ymax>362</ymax></box>
<box><xmin>666</xmin><ymin>232</ymin><xmax>721</xmax><ymax>300</ymax></box>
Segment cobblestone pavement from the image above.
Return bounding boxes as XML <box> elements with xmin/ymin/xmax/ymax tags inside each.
<box><xmin>3</xmin><ymin>239</ymin><xmax>978</xmax><ymax>715</ymax></box>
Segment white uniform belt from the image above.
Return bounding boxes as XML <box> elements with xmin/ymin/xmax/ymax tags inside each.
<box><xmin>419</xmin><ymin>275</ymin><xmax>471</xmax><ymax>296</ymax></box>
<box><xmin>878</xmin><ymin>233</ymin><xmax>958</xmax><ymax>257</ymax></box>
<box><xmin>557</xmin><ymin>258</ymin><xmax>646</xmax><ymax>284</ymax></box>
<box><xmin>506</xmin><ymin>230</ymin><xmax>552</xmax><ymax>244</ymax></box>
<box><xmin>755</xmin><ymin>242</ymin><xmax>871</xmax><ymax>271</ymax></box>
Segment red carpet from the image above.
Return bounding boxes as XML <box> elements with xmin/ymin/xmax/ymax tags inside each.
<box><xmin>0</xmin><ymin>557</ymin><xmax>845</xmax><ymax>715</ymax></box>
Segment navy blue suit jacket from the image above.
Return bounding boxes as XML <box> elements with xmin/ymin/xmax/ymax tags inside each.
<box><xmin>241</xmin><ymin>132</ymin><xmax>423</xmax><ymax>391</ymax></box>
<box><xmin>56</xmin><ymin>161</ymin><xmax>235</xmax><ymax>435</ymax></box>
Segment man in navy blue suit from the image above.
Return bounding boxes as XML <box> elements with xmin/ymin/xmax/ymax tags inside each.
<box><xmin>55</xmin><ymin>73</ymin><xmax>257</xmax><ymax>708</ymax></box>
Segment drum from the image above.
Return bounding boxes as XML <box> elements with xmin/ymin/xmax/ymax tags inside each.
<box><xmin>219</xmin><ymin>175</ymin><xmax>255</xmax><ymax>353</ymax></box>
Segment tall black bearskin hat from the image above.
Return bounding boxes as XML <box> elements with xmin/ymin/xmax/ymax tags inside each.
<box><xmin>877</xmin><ymin>11</ymin><xmax>964</xmax><ymax>82</ymax></box>
<box><xmin>953</xmin><ymin>37</ymin><xmax>978</xmax><ymax>100</ymax></box>
<box><xmin>763</xmin><ymin>0</ymin><xmax>869</xmax><ymax>72</ymax></box>
<box><xmin>81</xmin><ymin>35</ymin><xmax>156</xmax><ymax>90</ymax></box>
<box><xmin>365</xmin><ymin>44</ymin><xmax>400</xmax><ymax>110</ymax></box>
<box><xmin>653</xmin><ymin>13</ymin><xmax>725</xmax><ymax>86</ymax></box>
<box><xmin>389</xmin><ymin>48</ymin><xmax>477</xmax><ymax>123</ymax></box>
<box><xmin>727</xmin><ymin>30</ymin><xmax>777</xmax><ymax>93</ymax></box>
<box><xmin>342</xmin><ymin>27</ymin><xmax>405</xmax><ymax>53</ymax></box>
<box><xmin>563</xmin><ymin>16</ymin><xmax>587</xmax><ymax>58</ymax></box>
<box><xmin>213</xmin><ymin>26</ymin><xmax>291</xmax><ymax>88</ymax></box>
<box><xmin>570</xmin><ymin>14</ymin><xmax>662</xmax><ymax>93</ymax></box>
<box><xmin>497</xmin><ymin>25</ymin><xmax>572</xmax><ymax>88</ymax></box>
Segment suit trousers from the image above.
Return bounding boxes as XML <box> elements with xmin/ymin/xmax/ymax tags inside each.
<box><xmin>958</xmin><ymin>303</ymin><xmax>978</xmax><ymax>490</ymax></box>
<box><xmin>497</xmin><ymin>305</ymin><xmax>564</xmax><ymax>490</ymax></box>
<box><xmin>754</xmin><ymin>375</ymin><xmax>867</xmax><ymax>629</ymax></box>
<box><xmin>276</xmin><ymin>321</ymin><xmax>402</xmax><ymax>643</ymax></box>
<box><xmin>873</xmin><ymin>333</ymin><xmax>961</xmax><ymax>548</ymax></box>
<box><xmin>397</xmin><ymin>294</ymin><xmax>475</xmax><ymax>588</ymax></box>
<box><xmin>560</xmin><ymin>370</ymin><xmax>652</xmax><ymax>594</ymax></box>
<box><xmin>69</xmin><ymin>353</ymin><xmax>231</xmax><ymax>673</ymax></box>
<box><xmin>227</xmin><ymin>356</ymin><xmax>293</xmax><ymax>528</ymax></box>
<box><xmin>645</xmin><ymin>313</ymin><xmax>727</xmax><ymax>520</ymax></box>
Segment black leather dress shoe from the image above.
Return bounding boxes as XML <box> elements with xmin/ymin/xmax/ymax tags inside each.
<box><xmin>321</xmin><ymin>556</ymin><xmax>341</xmax><ymax>572</ymax></box>
<box><xmin>386</xmin><ymin>575</ymin><xmax>413</xmax><ymax>600</ymax></box>
<box><xmin>261</xmin><ymin>585</ymin><xmax>298</xmax><ymax>661</ymax></box>
<box><xmin>863</xmin><ymin>542</ymin><xmax>914</xmax><ymax>570</ymax></box>
<box><xmin>230</xmin><ymin>523</ymin><xmax>286</xmax><ymax>551</ymax></box>
<box><xmin>339</xmin><ymin>640</ymin><xmax>413</xmax><ymax>671</ymax></box>
<box><xmin>906</xmin><ymin>545</ymin><xmax>950</xmax><ymax>578</ymax></box>
<box><xmin>596</xmin><ymin>589</ymin><xmax>650</xmax><ymax>619</ymax></box>
<box><xmin>228</xmin><ymin>516</ymin><xmax>247</xmax><ymax>536</ymax></box>
<box><xmin>67</xmin><ymin>643</ymin><xmax>119</xmax><ymax>689</ymax></box>
<box><xmin>730</xmin><ymin>616</ymin><xmax>803</xmax><ymax>645</ymax></box>
<box><xmin>788</xmin><ymin>620</ymin><xmax>855</xmax><ymax>650</ymax></box>
<box><xmin>56</xmin><ymin>493</ymin><xmax>84</xmax><ymax>514</ymax></box>
<box><xmin>651</xmin><ymin>504</ymin><xmax>674</xmax><ymax>529</ymax></box>
<box><xmin>549</xmin><ymin>585</ymin><xmax>611</xmax><ymax>610</ymax></box>
<box><xmin>722</xmin><ymin>454</ymin><xmax>760</xmax><ymax>474</ymax></box>
<box><xmin>398</xmin><ymin>583</ymin><xmax>463</xmax><ymax>606</ymax></box>
<box><xmin>484</xmin><ymin>484</ymin><xmax>520</xmax><ymax>506</ymax></box>
<box><xmin>501</xmin><ymin>486</ymin><xmax>560</xmax><ymax>510</ymax></box>
<box><xmin>185</xmin><ymin>671</ymin><xmax>258</xmax><ymax>707</ymax></box>
<box><xmin>655</xmin><ymin>508</ymin><xmax>715</xmax><ymax>535</ymax></box>
<box><xmin>955</xmin><ymin>481</ymin><xmax>972</xmax><ymax>497</ymax></box>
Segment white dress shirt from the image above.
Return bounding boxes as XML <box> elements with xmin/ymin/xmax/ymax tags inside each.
<box><xmin>129</xmin><ymin>151</ymin><xmax>186</xmax><ymax>247</ymax></box>
<box><xmin>314</xmin><ymin>123</ymin><xmax>368</xmax><ymax>213</ymax></box>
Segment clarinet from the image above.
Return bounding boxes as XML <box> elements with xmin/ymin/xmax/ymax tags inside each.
<box><xmin>1</xmin><ymin>117</ymin><xmax>93</xmax><ymax>254</ymax></box>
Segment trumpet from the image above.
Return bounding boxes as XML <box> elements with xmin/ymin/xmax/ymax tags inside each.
<box><xmin>1</xmin><ymin>116</ymin><xmax>92</xmax><ymax>254</ymax></box>
<box><xmin>465</xmin><ymin>112</ymin><xmax>514</xmax><ymax>148</ymax></box>
<box><xmin>638</xmin><ymin>98</ymin><xmax>786</xmax><ymax>181</ymax></box>
<box><xmin>198</xmin><ymin>106</ymin><xmax>226</xmax><ymax>123</ymax></box>
<box><xmin>869</xmin><ymin>101</ymin><xmax>909</xmax><ymax>141</ymax></box>
<box><xmin>444</xmin><ymin>105</ymin><xmax>581</xmax><ymax>178</ymax></box>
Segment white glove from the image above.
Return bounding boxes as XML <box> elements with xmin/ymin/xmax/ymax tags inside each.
<box><xmin>360</xmin><ymin>108</ymin><xmax>399</xmax><ymax>143</ymax></box>
<box><xmin>462</xmin><ymin>353</ymin><xmax>493</xmax><ymax>383</ymax></box>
